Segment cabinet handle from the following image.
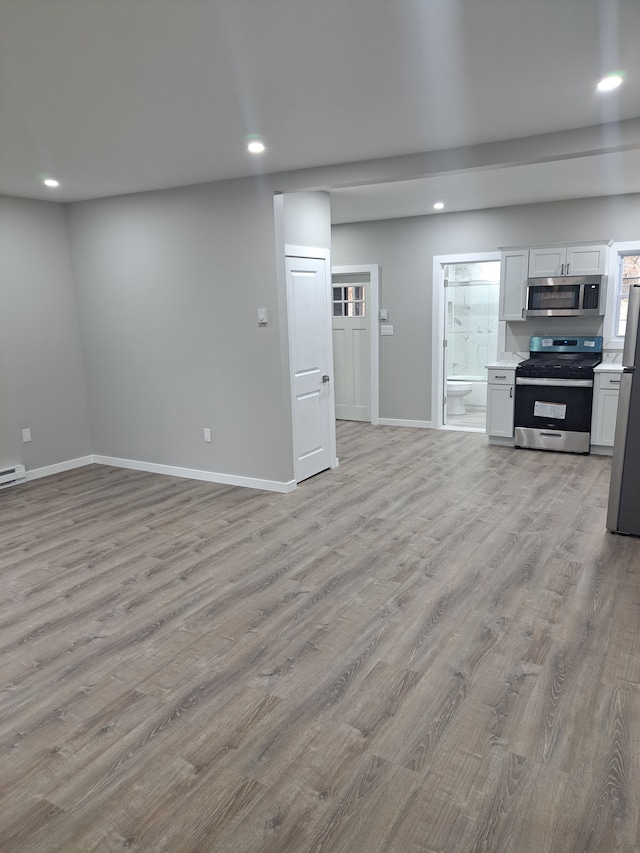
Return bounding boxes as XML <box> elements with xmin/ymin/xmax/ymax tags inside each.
<box><xmin>609</xmin><ymin>378</ymin><xmax>621</xmax><ymax>383</ymax></box>
<box><xmin>510</xmin><ymin>387</ymin><xmax>513</xmax><ymax>398</ymax></box>
<box><xmin>566</xmin><ymin>262</ymin><xmax>570</xmax><ymax>275</ymax></box>
<box><xmin>495</xmin><ymin>374</ymin><xmax>506</xmax><ymax>379</ymax></box>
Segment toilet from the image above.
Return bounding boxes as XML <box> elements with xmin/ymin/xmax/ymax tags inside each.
<box><xmin>446</xmin><ymin>380</ymin><xmax>473</xmax><ymax>415</ymax></box>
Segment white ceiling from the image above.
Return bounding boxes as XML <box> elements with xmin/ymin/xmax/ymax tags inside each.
<box><xmin>1</xmin><ymin>0</ymin><xmax>639</xmax><ymax>221</ymax></box>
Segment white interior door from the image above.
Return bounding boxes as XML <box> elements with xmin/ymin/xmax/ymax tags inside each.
<box><xmin>332</xmin><ymin>279</ymin><xmax>371</xmax><ymax>421</ymax></box>
<box><xmin>286</xmin><ymin>255</ymin><xmax>334</xmax><ymax>482</ymax></box>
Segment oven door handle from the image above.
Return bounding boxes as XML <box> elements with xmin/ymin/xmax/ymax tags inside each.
<box><xmin>515</xmin><ymin>377</ymin><xmax>593</xmax><ymax>388</ymax></box>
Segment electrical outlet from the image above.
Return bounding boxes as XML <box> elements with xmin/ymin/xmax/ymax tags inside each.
<box><xmin>22</xmin><ymin>428</ymin><xmax>31</xmax><ymax>443</ymax></box>
<box><xmin>203</xmin><ymin>427</ymin><xmax>212</xmax><ymax>443</ymax></box>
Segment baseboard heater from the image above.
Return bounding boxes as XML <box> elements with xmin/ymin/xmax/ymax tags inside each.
<box><xmin>0</xmin><ymin>464</ymin><xmax>26</xmax><ymax>489</ymax></box>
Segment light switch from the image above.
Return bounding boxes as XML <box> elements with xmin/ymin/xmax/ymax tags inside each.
<box><xmin>379</xmin><ymin>308</ymin><xmax>388</xmax><ymax>321</ymax></box>
<box><xmin>257</xmin><ymin>308</ymin><xmax>268</xmax><ymax>326</ymax></box>
<box><xmin>380</xmin><ymin>324</ymin><xmax>394</xmax><ymax>336</ymax></box>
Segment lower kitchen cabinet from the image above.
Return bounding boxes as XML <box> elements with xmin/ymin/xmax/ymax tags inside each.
<box><xmin>591</xmin><ymin>369</ymin><xmax>622</xmax><ymax>452</ymax></box>
<box><xmin>487</xmin><ymin>384</ymin><xmax>514</xmax><ymax>437</ymax></box>
<box><xmin>486</xmin><ymin>366</ymin><xmax>517</xmax><ymax>443</ymax></box>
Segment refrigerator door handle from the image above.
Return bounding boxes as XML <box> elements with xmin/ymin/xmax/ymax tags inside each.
<box><xmin>607</xmin><ymin>369</ymin><xmax>634</xmax><ymax>531</ymax></box>
<box><xmin>622</xmin><ymin>285</ymin><xmax>640</xmax><ymax>367</ymax></box>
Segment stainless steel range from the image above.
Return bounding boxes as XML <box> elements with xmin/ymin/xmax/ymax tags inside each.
<box><xmin>514</xmin><ymin>336</ymin><xmax>603</xmax><ymax>454</ymax></box>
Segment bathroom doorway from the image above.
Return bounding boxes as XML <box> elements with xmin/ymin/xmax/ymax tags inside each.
<box><xmin>432</xmin><ymin>253</ymin><xmax>503</xmax><ymax>432</ymax></box>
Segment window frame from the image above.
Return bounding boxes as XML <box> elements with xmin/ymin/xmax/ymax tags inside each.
<box><xmin>604</xmin><ymin>241</ymin><xmax>640</xmax><ymax>349</ymax></box>
<box><xmin>332</xmin><ymin>284</ymin><xmax>366</xmax><ymax>318</ymax></box>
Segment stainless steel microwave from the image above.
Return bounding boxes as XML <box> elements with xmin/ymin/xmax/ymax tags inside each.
<box><xmin>525</xmin><ymin>275</ymin><xmax>604</xmax><ymax>317</ymax></box>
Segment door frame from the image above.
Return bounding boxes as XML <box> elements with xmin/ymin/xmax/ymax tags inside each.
<box><xmin>431</xmin><ymin>252</ymin><xmax>503</xmax><ymax>429</ymax></box>
<box><xmin>286</xmin><ymin>244</ymin><xmax>338</xmax><ymax>477</ymax></box>
<box><xmin>331</xmin><ymin>264</ymin><xmax>380</xmax><ymax>425</ymax></box>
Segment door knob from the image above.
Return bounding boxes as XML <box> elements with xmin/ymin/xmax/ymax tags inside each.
<box><xmin>322</xmin><ymin>375</ymin><xmax>330</xmax><ymax>382</ymax></box>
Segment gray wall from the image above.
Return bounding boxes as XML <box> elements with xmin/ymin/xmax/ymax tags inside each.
<box><xmin>332</xmin><ymin>193</ymin><xmax>640</xmax><ymax>422</ymax></box>
<box><xmin>3</xmin><ymin>181</ymin><xmax>638</xmax><ymax>482</ymax></box>
<box><xmin>0</xmin><ymin>197</ymin><xmax>91</xmax><ymax>471</ymax></box>
<box><xmin>280</xmin><ymin>191</ymin><xmax>331</xmax><ymax>250</ymax></box>
<box><xmin>66</xmin><ymin>178</ymin><xmax>294</xmax><ymax>483</ymax></box>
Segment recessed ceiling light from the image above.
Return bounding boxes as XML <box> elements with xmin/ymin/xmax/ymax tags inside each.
<box><xmin>43</xmin><ymin>178</ymin><xmax>59</xmax><ymax>188</ymax></box>
<box><xmin>247</xmin><ymin>140</ymin><xmax>265</xmax><ymax>154</ymax></box>
<box><xmin>433</xmin><ymin>201</ymin><xmax>445</xmax><ymax>210</ymax></box>
<box><xmin>597</xmin><ymin>73</ymin><xmax>624</xmax><ymax>92</ymax></box>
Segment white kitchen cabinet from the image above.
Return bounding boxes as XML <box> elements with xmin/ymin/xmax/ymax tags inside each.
<box><xmin>486</xmin><ymin>366</ymin><xmax>517</xmax><ymax>441</ymax></box>
<box><xmin>528</xmin><ymin>244</ymin><xmax>608</xmax><ymax>278</ymax></box>
<box><xmin>591</xmin><ymin>369</ymin><xmax>622</xmax><ymax>452</ymax></box>
<box><xmin>499</xmin><ymin>250</ymin><xmax>528</xmax><ymax>321</ymax></box>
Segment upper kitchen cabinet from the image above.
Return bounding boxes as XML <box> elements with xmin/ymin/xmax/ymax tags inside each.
<box><xmin>499</xmin><ymin>249</ymin><xmax>528</xmax><ymax>321</ymax></box>
<box><xmin>528</xmin><ymin>242</ymin><xmax>610</xmax><ymax>277</ymax></box>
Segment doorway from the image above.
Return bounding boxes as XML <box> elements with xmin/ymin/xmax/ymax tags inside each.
<box><xmin>432</xmin><ymin>253</ymin><xmax>503</xmax><ymax>431</ymax></box>
<box><xmin>331</xmin><ymin>265</ymin><xmax>380</xmax><ymax>424</ymax></box>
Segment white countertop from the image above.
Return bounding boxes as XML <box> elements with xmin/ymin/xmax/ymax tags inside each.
<box><xmin>486</xmin><ymin>354</ymin><xmax>524</xmax><ymax>369</ymax></box>
<box><xmin>486</xmin><ymin>361</ymin><xmax>520</xmax><ymax>369</ymax></box>
<box><xmin>594</xmin><ymin>363</ymin><xmax>623</xmax><ymax>372</ymax></box>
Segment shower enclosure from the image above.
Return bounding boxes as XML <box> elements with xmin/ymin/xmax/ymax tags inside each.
<box><xmin>444</xmin><ymin>261</ymin><xmax>500</xmax><ymax>429</ymax></box>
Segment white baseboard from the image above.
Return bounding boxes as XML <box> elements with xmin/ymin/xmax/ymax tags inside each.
<box><xmin>26</xmin><ymin>456</ymin><xmax>93</xmax><ymax>481</ymax></box>
<box><xmin>377</xmin><ymin>418</ymin><xmax>434</xmax><ymax>429</ymax></box>
<box><xmin>590</xmin><ymin>445</ymin><xmax>613</xmax><ymax>456</ymax></box>
<box><xmin>91</xmin><ymin>455</ymin><xmax>297</xmax><ymax>493</ymax></box>
<box><xmin>23</xmin><ymin>453</ymin><xmax>296</xmax><ymax>493</ymax></box>
<box><xmin>487</xmin><ymin>436</ymin><xmax>515</xmax><ymax>447</ymax></box>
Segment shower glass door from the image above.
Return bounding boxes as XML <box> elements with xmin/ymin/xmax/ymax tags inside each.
<box><xmin>444</xmin><ymin>261</ymin><xmax>500</xmax><ymax>429</ymax></box>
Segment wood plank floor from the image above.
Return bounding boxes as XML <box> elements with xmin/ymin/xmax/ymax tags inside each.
<box><xmin>446</xmin><ymin>405</ymin><xmax>487</xmax><ymax>431</ymax></box>
<box><xmin>2</xmin><ymin>421</ymin><xmax>640</xmax><ymax>852</ymax></box>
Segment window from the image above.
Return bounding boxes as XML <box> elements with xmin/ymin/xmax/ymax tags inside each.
<box><xmin>332</xmin><ymin>285</ymin><xmax>365</xmax><ymax>317</ymax></box>
<box><xmin>616</xmin><ymin>254</ymin><xmax>640</xmax><ymax>338</ymax></box>
<box><xmin>605</xmin><ymin>242</ymin><xmax>640</xmax><ymax>347</ymax></box>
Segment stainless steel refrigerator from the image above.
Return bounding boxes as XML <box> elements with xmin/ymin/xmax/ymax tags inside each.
<box><xmin>607</xmin><ymin>283</ymin><xmax>640</xmax><ymax>535</ymax></box>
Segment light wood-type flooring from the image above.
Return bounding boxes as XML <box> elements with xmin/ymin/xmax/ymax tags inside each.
<box><xmin>446</xmin><ymin>405</ymin><xmax>487</xmax><ymax>431</ymax></box>
<box><xmin>2</xmin><ymin>421</ymin><xmax>640</xmax><ymax>853</ymax></box>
